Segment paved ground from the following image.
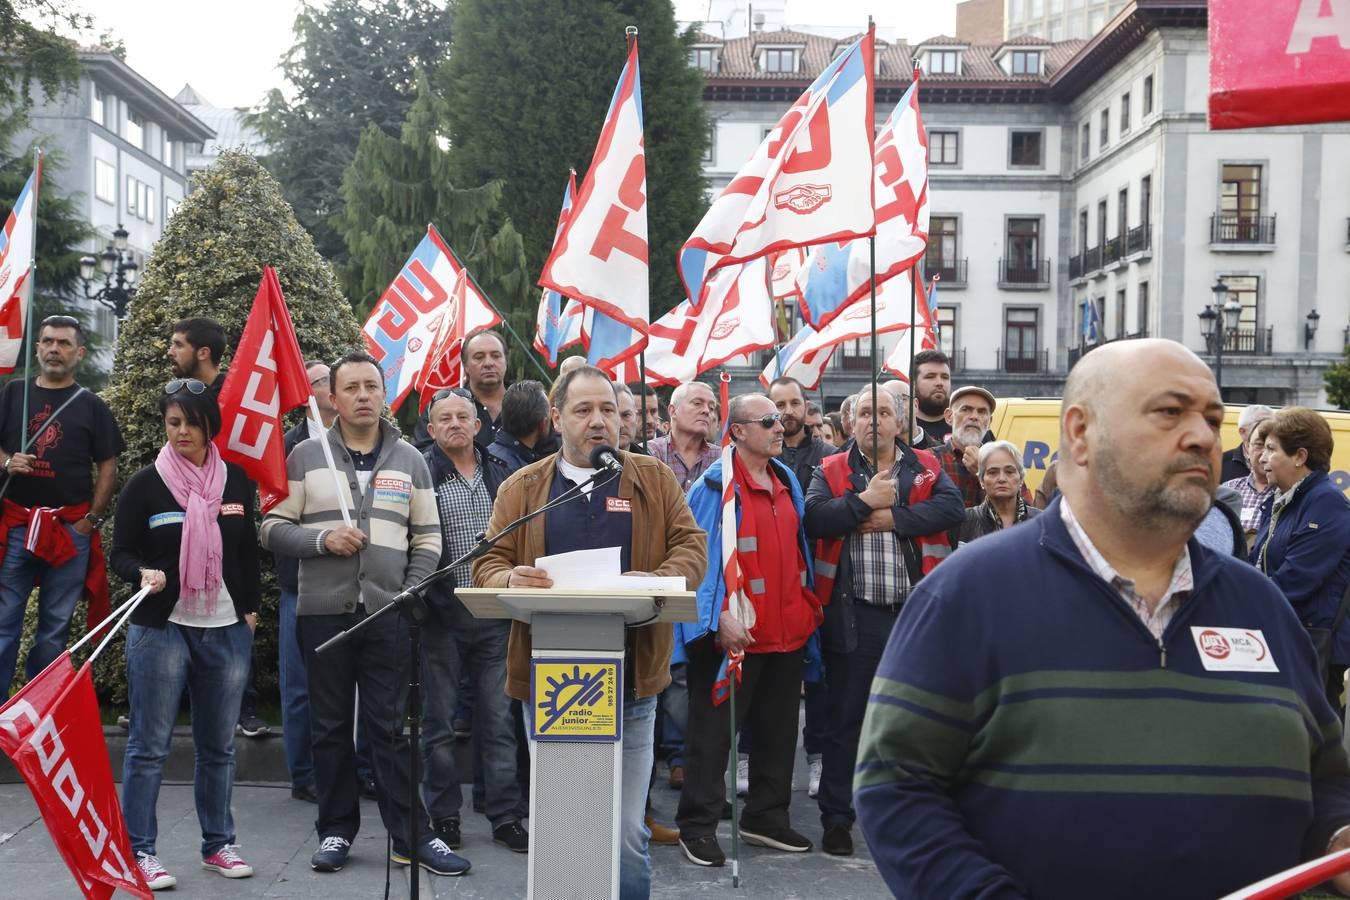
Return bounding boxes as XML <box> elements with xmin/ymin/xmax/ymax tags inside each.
<box><xmin>0</xmin><ymin>750</ymin><xmax>888</xmax><ymax>898</ymax></box>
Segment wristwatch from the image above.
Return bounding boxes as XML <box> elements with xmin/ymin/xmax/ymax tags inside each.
<box><xmin>83</xmin><ymin>512</ymin><xmax>106</xmax><ymax>528</ymax></box>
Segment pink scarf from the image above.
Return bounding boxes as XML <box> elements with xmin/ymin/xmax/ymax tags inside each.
<box><xmin>154</xmin><ymin>442</ymin><xmax>226</xmax><ymax>616</ymax></box>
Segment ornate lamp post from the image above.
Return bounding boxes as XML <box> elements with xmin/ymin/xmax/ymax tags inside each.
<box><xmin>1198</xmin><ymin>279</ymin><xmax>1242</xmax><ymax>392</ymax></box>
<box><xmin>78</xmin><ymin>224</ymin><xmax>138</xmax><ymax>319</ymax></box>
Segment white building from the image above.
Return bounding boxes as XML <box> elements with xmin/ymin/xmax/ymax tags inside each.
<box><xmin>14</xmin><ymin>50</ymin><xmax>214</xmax><ymax>347</ymax></box>
<box><xmin>695</xmin><ymin>0</ymin><xmax>1349</xmax><ymax>406</ymax></box>
<box><xmin>173</xmin><ymin>84</ymin><xmax>269</xmax><ymax>178</ymax></box>
<box><xmin>1005</xmin><ymin>0</ymin><xmax>1128</xmax><ymax>42</ymax></box>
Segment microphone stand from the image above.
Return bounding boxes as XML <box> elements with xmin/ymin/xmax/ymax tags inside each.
<box><xmin>316</xmin><ymin>464</ymin><xmax>619</xmax><ymax>897</ymax></box>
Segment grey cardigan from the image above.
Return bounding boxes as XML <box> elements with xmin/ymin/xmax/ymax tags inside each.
<box><xmin>260</xmin><ymin>418</ymin><xmax>440</xmax><ymax>615</ymax></box>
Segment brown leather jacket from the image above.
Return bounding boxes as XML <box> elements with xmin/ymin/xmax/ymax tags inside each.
<box><xmin>472</xmin><ymin>450</ymin><xmax>708</xmax><ymax>700</ymax></box>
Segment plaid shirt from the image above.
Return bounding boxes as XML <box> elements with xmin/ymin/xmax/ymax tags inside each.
<box><xmin>934</xmin><ymin>442</ymin><xmax>982</xmax><ymax>508</ymax></box>
<box><xmin>647</xmin><ymin>435</ymin><xmax>719</xmax><ymax>492</ymax></box>
<box><xmin>847</xmin><ymin>456</ymin><xmax>912</xmax><ymax>606</ymax></box>
<box><xmin>434</xmin><ymin>462</ymin><xmax>494</xmax><ymax>589</ymax></box>
<box><xmin>1061</xmin><ymin>497</ymin><xmax>1193</xmax><ymax>641</ymax></box>
<box><xmin>1222</xmin><ymin>473</ymin><xmax>1274</xmax><ymax>534</ymax></box>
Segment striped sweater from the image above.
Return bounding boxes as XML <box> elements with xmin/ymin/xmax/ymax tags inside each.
<box><xmin>260</xmin><ymin>419</ymin><xmax>440</xmax><ymax>616</ymax></box>
<box><xmin>855</xmin><ymin>498</ymin><xmax>1350</xmax><ymax>900</ymax></box>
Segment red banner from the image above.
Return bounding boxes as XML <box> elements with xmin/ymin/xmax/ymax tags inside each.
<box><xmin>1210</xmin><ymin>0</ymin><xmax>1350</xmax><ymax>129</ymax></box>
<box><xmin>215</xmin><ymin>266</ymin><xmax>310</xmax><ymax>513</ymax></box>
<box><xmin>0</xmin><ymin>653</ymin><xmax>150</xmax><ymax>899</ymax></box>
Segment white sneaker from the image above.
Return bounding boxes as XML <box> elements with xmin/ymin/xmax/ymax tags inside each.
<box><xmin>808</xmin><ymin>754</ymin><xmax>823</xmax><ymax>798</ymax></box>
<box><xmin>736</xmin><ymin>755</ymin><xmax>749</xmax><ymax>796</ymax></box>
<box><xmin>136</xmin><ymin>852</ymin><xmax>177</xmax><ymax>891</ymax></box>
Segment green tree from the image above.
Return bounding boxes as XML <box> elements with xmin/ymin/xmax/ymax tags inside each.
<box><xmin>334</xmin><ymin>74</ymin><xmax>540</xmax><ymax>386</ymax></box>
<box><xmin>0</xmin><ymin>0</ymin><xmax>86</xmax><ymax>114</ymax></box>
<box><xmin>248</xmin><ymin>0</ymin><xmax>454</xmax><ymax>269</ymax></box>
<box><xmin>440</xmin><ymin>0</ymin><xmax>708</xmax><ymax>318</ymax></box>
<box><xmin>1325</xmin><ymin>348</ymin><xmax>1350</xmax><ymax>410</ymax></box>
<box><xmin>92</xmin><ymin>149</ymin><xmax>364</xmax><ymax>704</ymax></box>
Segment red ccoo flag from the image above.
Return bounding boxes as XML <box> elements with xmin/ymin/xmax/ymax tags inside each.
<box><xmin>0</xmin><ymin>652</ymin><xmax>151</xmax><ymax>899</ymax></box>
<box><xmin>215</xmin><ymin>266</ymin><xmax>310</xmax><ymax>512</ymax></box>
<box><xmin>414</xmin><ymin>267</ymin><xmax>468</xmax><ymax>411</ymax></box>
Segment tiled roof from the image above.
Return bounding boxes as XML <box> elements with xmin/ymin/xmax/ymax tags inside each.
<box><xmin>703</xmin><ymin>28</ymin><xmax>1087</xmax><ymax>84</ymax></box>
<box><xmin>998</xmin><ymin>33</ymin><xmax>1053</xmax><ymax>46</ymax></box>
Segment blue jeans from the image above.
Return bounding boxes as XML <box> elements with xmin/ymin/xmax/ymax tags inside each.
<box><xmin>0</xmin><ymin>524</ymin><xmax>90</xmax><ymax>694</ymax></box>
<box><xmin>278</xmin><ymin>588</ymin><xmax>313</xmax><ymax>789</ymax></box>
<box><xmin>658</xmin><ymin>664</ymin><xmax>687</xmax><ymax>769</ymax></box>
<box><xmin>121</xmin><ymin>619</ymin><xmax>252</xmax><ymax>857</ymax></box>
<box><xmin>620</xmin><ymin>696</ymin><xmax>657</xmax><ymax>900</ymax></box>
<box><xmin>421</xmin><ymin>619</ymin><xmax>519</xmax><ymax>826</ymax></box>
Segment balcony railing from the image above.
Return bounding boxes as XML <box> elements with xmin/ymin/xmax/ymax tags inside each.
<box><xmin>1102</xmin><ymin>236</ymin><xmax>1125</xmax><ymax>265</ymax></box>
<box><xmin>1084</xmin><ymin>245</ymin><xmax>1102</xmax><ymax>273</ymax></box>
<box><xmin>927</xmin><ymin>258</ymin><xmax>967</xmax><ymax>286</ymax></box>
<box><xmin>1069</xmin><ymin>253</ymin><xmax>1084</xmax><ymax>279</ymax></box>
<box><xmin>998</xmin><ymin>258</ymin><xmax>1051</xmax><ymax>288</ymax></box>
<box><xmin>1069</xmin><ymin>331</ymin><xmax>1151</xmax><ymax>368</ymax></box>
<box><xmin>996</xmin><ymin>348</ymin><xmax>1050</xmax><ymax>373</ymax></box>
<box><xmin>1127</xmin><ymin>223</ymin><xmax>1152</xmax><ymax>255</ymax></box>
<box><xmin>1210</xmin><ymin>214</ymin><xmax>1276</xmax><ymax>245</ymax></box>
<box><xmin>1204</xmin><ymin>326</ymin><xmax>1274</xmax><ymax>355</ymax></box>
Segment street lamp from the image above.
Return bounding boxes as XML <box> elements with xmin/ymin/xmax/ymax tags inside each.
<box><xmin>79</xmin><ymin>224</ymin><xmax>138</xmax><ymax>319</ymax></box>
<box><xmin>1198</xmin><ymin>279</ymin><xmax>1238</xmax><ymax>392</ymax></box>
<box><xmin>1306</xmin><ymin>308</ymin><xmax>1321</xmax><ymax>349</ymax></box>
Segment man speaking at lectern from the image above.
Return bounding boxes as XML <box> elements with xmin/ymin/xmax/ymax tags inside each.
<box><xmin>473</xmin><ymin>365</ymin><xmax>707</xmax><ymax>900</ymax></box>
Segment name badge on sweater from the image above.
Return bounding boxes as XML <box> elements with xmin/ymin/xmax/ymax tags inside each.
<box><xmin>1190</xmin><ymin>627</ymin><xmax>1279</xmax><ymax>673</ymax></box>
<box><xmin>149</xmin><ymin>512</ymin><xmax>185</xmax><ymax>529</ymax></box>
<box><xmin>606</xmin><ymin>497</ymin><xmax>632</xmax><ymax>513</ymax></box>
<box><xmin>221</xmin><ymin>503</ymin><xmax>245</xmax><ymax>517</ymax></box>
<box><xmin>372</xmin><ymin>476</ymin><xmax>411</xmax><ymax>505</ymax></box>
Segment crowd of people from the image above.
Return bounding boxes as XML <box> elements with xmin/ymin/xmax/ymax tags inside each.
<box><xmin>5</xmin><ymin>319</ymin><xmax>1350</xmax><ymax>898</ymax></box>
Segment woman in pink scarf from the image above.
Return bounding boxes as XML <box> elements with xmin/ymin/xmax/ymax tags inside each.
<box><xmin>111</xmin><ymin>381</ymin><xmax>262</xmax><ymax>890</ymax></box>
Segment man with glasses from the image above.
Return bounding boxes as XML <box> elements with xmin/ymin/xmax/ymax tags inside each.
<box><xmin>167</xmin><ymin>317</ymin><xmax>227</xmax><ymax>395</ymax></box>
<box><xmin>420</xmin><ymin>387</ymin><xmax>527</xmax><ymax>854</ymax></box>
<box><xmin>676</xmin><ymin>393</ymin><xmax>821</xmax><ymax>867</ymax></box>
<box><xmin>0</xmin><ymin>314</ymin><xmax>123</xmax><ymax>695</ymax></box>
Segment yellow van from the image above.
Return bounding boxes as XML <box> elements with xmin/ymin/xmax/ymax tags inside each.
<box><xmin>990</xmin><ymin>399</ymin><xmax>1350</xmax><ymax>498</ymax></box>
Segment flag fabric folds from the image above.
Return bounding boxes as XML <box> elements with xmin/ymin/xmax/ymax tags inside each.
<box><xmin>680</xmin><ymin>27</ymin><xmax>876</xmax><ymax>312</ymax></box>
<box><xmin>1082</xmin><ymin>298</ymin><xmax>1102</xmax><ymax>344</ymax></box>
<box><xmin>362</xmin><ymin>225</ymin><xmax>501</xmax><ymax>412</ymax></box>
<box><xmin>215</xmin><ymin>266</ymin><xmax>311</xmax><ymax>514</ymax></box>
<box><xmin>413</xmin><ymin>268</ymin><xmax>469</xmax><ymax>410</ymax></box>
<box><xmin>533</xmin><ymin>172</ymin><xmax>585</xmax><ymax>366</ymax></box>
<box><xmin>712</xmin><ymin>375</ymin><xmax>756</xmax><ymax>706</ymax></box>
<box><xmin>538</xmin><ymin>38</ymin><xmax>649</xmax><ymax>333</ymax></box>
<box><xmin>765</xmin><ymin>271</ymin><xmax>915</xmax><ymax>390</ymax></box>
<box><xmin>796</xmin><ymin>75</ymin><xmax>929</xmax><ymax>329</ymax></box>
<box><xmin>0</xmin><ymin>160</ymin><xmax>41</xmax><ymax>374</ymax></box>
<box><xmin>0</xmin><ymin>653</ymin><xmax>152</xmax><ymax>899</ymax></box>
<box><xmin>919</xmin><ymin>272</ymin><xmax>940</xmax><ymax>350</ymax></box>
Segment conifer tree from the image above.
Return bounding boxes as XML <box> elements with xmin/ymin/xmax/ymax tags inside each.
<box><xmin>440</xmin><ymin>0</ymin><xmax>708</xmax><ymax>318</ymax></box>
<box><xmin>335</xmin><ymin>75</ymin><xmax>538</xmax><ymax>381</ymax></box>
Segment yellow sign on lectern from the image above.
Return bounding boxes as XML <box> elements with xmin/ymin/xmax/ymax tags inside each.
<box><xmin>531</xmin><ymin>659</ymin><xmax>621</xmax><ymax>742</ymax></box>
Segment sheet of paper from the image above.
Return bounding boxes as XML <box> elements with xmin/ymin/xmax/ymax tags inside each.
<box><xmin>616</xmin><ymin>575</ymin><xmax>686</xmax><ymax>592</ymax></box>
<box><xmin>536</xmin><ymin>546</ymin><xmax>621</xmax><ymax>589</ymax></box>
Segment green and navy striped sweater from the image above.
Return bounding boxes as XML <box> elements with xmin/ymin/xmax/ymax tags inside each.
<box><xmin>855</xmin><ymin>499</ymin><xmax>1350</xmax><ymax>899</ymax></box>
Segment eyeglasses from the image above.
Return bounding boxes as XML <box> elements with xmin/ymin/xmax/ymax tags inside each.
<box><xmin>41</xmin><ymin>315</ymin><xmax>80</xmax><ymax>329</ymax></box>
<box><xmin>164</xmin><ymin>378</ymin><xmax>207</xmax><ymax>395</ymax></box>
<box><xmin>734</xmin><ymin>413</ymin><xmax>782</xmax><ymax>429</ymax></box>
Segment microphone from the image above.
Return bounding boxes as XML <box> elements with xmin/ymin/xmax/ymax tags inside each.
<box><xmin>589</xmin><ymin>444</ymin><xmax>625</xmax><ymax>475</ymax></box>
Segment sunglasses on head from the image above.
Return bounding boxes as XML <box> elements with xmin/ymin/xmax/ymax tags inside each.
<box><xmin>735</xmin><ymin>413</ymin><xmax>783</xmax><ymax>429</ymax></box>
<box><xmin>432</xmin><ymin>387</ymin><xmax>474</xmax><ymax>403</ymax></box>
<box><xmin>164</xmin><ymin>378</ymin><xmax>208</xmax><ymax>396</ymax></box>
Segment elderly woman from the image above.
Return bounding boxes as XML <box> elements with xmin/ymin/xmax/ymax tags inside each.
<box><xmin>958</xmin><ymin>440</ymin><xmax>1040</xmax><ymax>544</ymax></box>
<box><xmin>1252</xmin><ymin>407</ymin><xmax>1350</xmax><ymax>710</ymax></box>
<box><xmin>111</xmin><ymin>380</ymin><xmax>261</xmax><ymax>889</ymax></box>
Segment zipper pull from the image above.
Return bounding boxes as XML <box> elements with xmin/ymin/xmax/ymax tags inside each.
<box><xmin>1159</xmin><ymin>639</ymin><xmax>1167</xmax><ymax>669</ymax></box>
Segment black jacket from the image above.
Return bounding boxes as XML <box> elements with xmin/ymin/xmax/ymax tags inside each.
<box><xmin>111</xmin><ymin>461</ymin><xmax>261</xmax><ymax>627</ymax></box>
<box><xmin>422</xmin><ymin>443</ymin><xmax>508</xmax><ymax>630</ymax></box>
<box><xmin>488</xmin><ymin>431</ymin><xmax>548</xmax><ymax>476</ymax></box>
<box><xmin>959</xmin><ymin>499</ymin><xmax>1041</xmax><ymax>544</ymax></box>
<box><xmin>804</xmin><ymin>439</ymin><xmax>964</xmax><ymax>654</ymax></box>
<box><xmin>1220</xmin><ymin>444</ymin><xmax>1250</xmax><ymax>483</ymax></box>
<box><xmin>780</xmin><ymin>434</ymin><xmax>836</xmax><ymax>495</ymax></box>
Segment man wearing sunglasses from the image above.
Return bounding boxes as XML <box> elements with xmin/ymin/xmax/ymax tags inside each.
<box><xmin>0</xmin><ymin>315</ymin><xmax>123</xmax><ymax>696</ymax></box>
<box><xmin>676</xmin><ymin>393</ymin><xmax>822</xmax><ymax>867</ymax></box>
<box><xmin>167</xmin><ymin>317</ymin><xmax>227</xmax><ymax>396</ymax></box>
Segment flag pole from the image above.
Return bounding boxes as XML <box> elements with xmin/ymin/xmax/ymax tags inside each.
<box><xmin>21</xmin><ymin>148</ymin><xmax>43</xmax><ymax>439</ymax></box>
<box><xmin>866</xmin><ymin>22</ymin><xmax>879</xmax><ymax>469</ymax></box>
<box><xmin>308</xmin><ymin>395</ymin><xmax>353</xmax><ymax>527</ymax></box>
<box><xmin>907</xmin><ymin>64</ymin><xmax>920</xmax><ymax>423</ymax></box>
<box><xmin>768</xmin><ymin>257</ymin><xmax>784</xmax><ymax>380</ymax></box>
<box><xmin>638</xmin><ymin>352</ymin><xmax>650</xmax><ymax>452</ymax></box>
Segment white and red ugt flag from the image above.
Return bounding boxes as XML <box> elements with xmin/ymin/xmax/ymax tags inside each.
<box><xmin>0</xmin><ymin>157</ymin><xmax>41</xmax><ymax>374</ymax></box>
<box><xmin>216</xmin><ymin>266</ymin><xmax>310</xmax><ymax>513</ymax></box>
<box><xmin>538</xmin><ymin>36</ymin><xmax>649</xmax><ymax>334</ymax></box>
<box><xmin>0</xmin><ymin>653</ymin><xmax>151</xmax><ymax>899</ymax></box>
<box><xmin>363</xmin><ymin>225</ymin><xmax>501</xmax><ymax>412</ymax></box>
<box><xmin>679</xmin><ymin>26</ymin><xmax>876</xmax><ymax>312</ymax></box>
<box><xmin>797</xmin><ymin>74</ymin><xmax>928</xmax><ymax>328</ymax></box>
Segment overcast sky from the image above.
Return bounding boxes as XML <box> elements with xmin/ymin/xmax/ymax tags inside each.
<box><xmin>82</xmin><ymin>1</ymin><xmax>957</xmax><ymax>110</ymax></box>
